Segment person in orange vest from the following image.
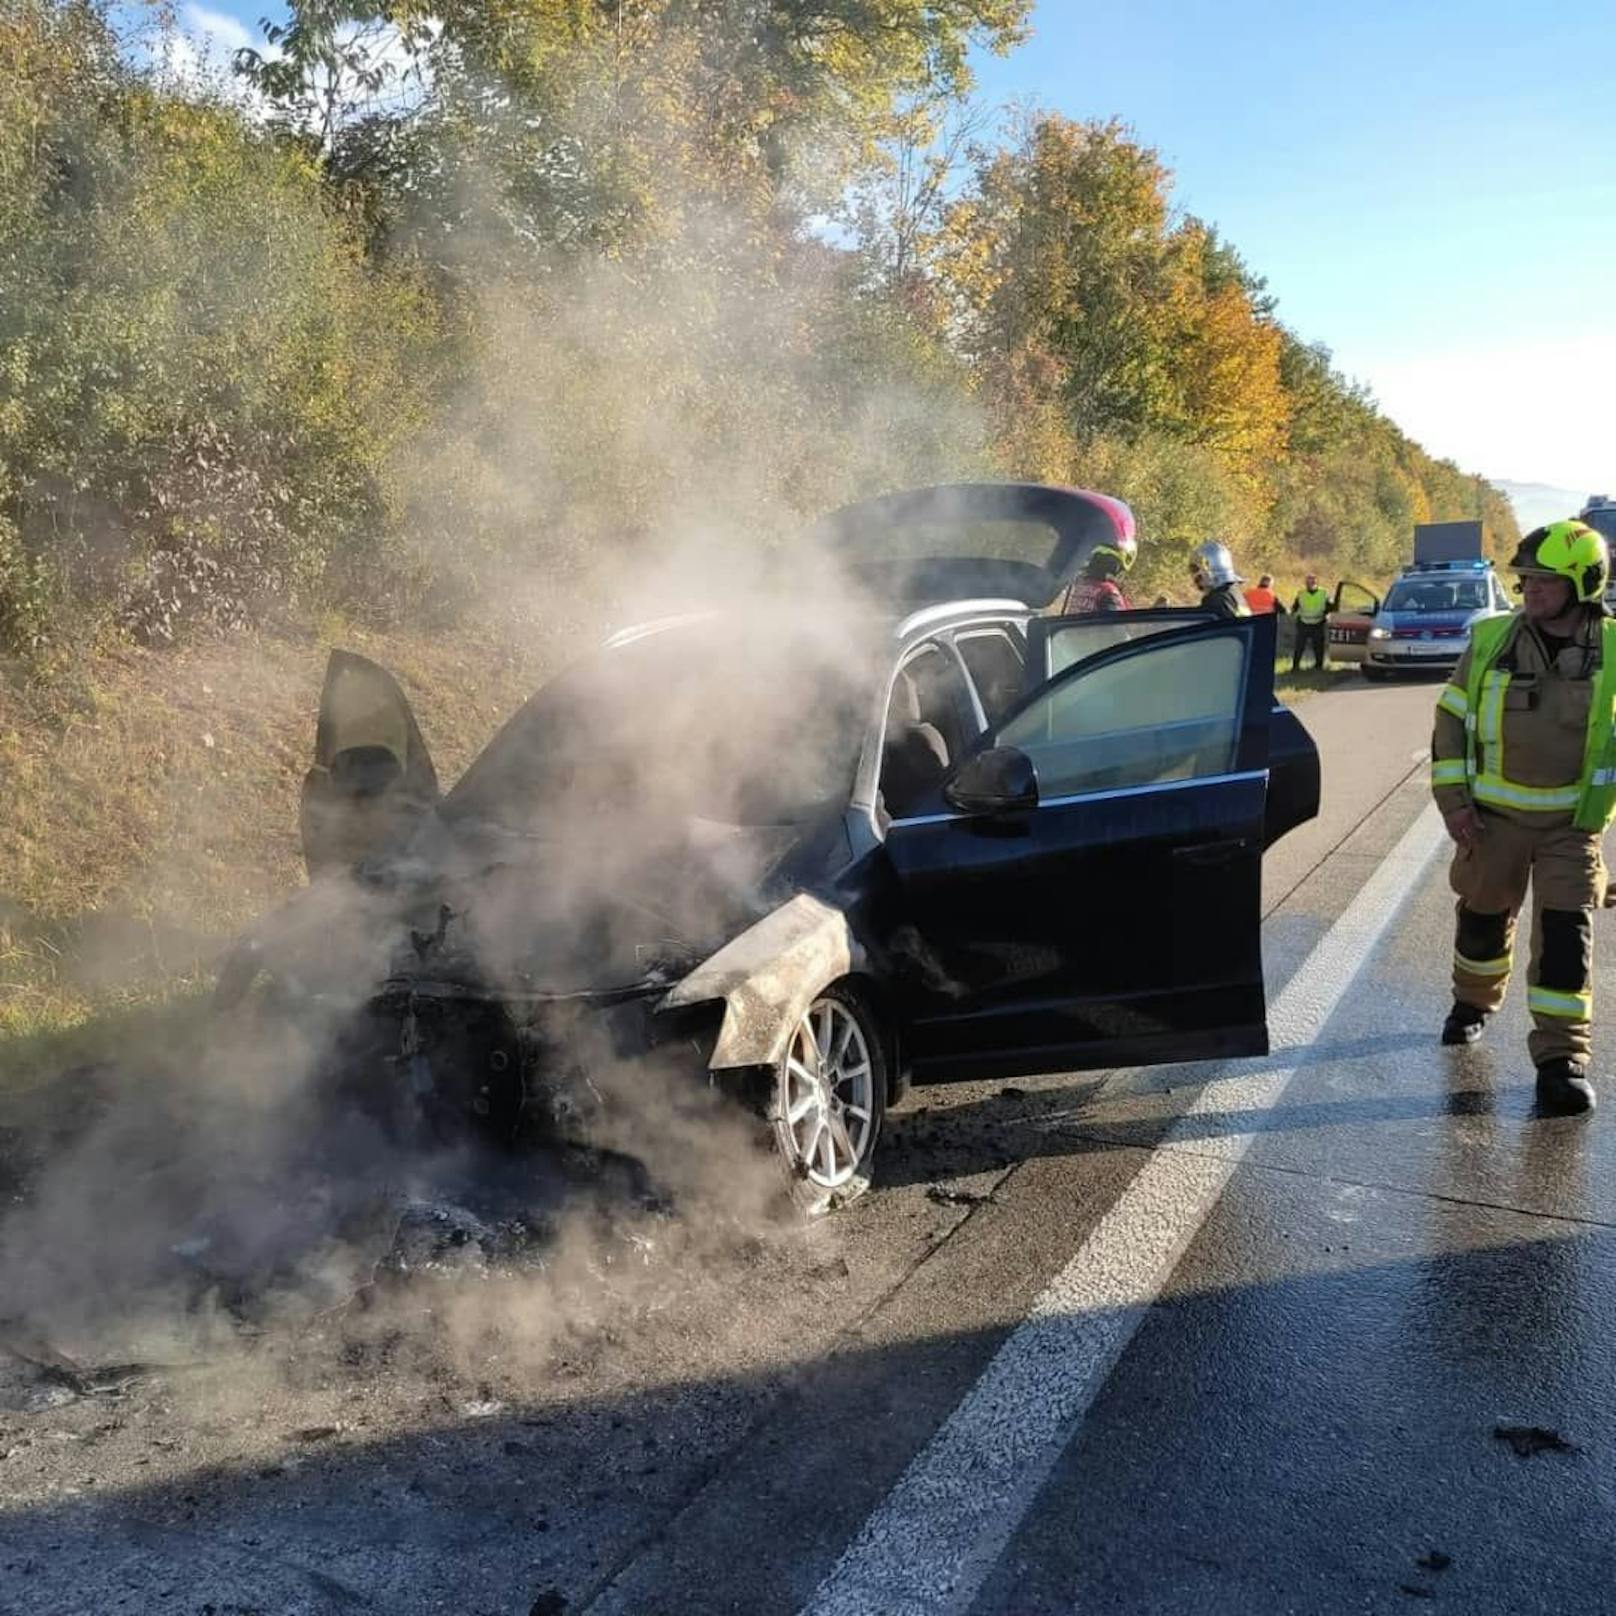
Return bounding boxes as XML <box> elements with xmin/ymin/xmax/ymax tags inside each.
<box><xmin>1243</xmin><ymin>574</ymin><xmax>1279</xmax><ymax>614</ymax></box>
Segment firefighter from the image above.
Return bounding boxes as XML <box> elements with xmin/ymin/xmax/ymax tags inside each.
<box><xmin>1432</xmin><ymin>520</ymin><xmax>1616</xmax><ymax>1115</ymax></box>
<box><xmin>1189</xmin><ymin>541</ymin><xmax>1251</xmax><ymax>620</ymax></box>
<box><xmin>1290</xmin><ymin>573</ymin><xmax>1331</xmax><ymax>671</ymax></box>
<box><xmin>1061</xmin><ymin>530</ymin><xmax>1138</xmax><ymax>614</ymax></box>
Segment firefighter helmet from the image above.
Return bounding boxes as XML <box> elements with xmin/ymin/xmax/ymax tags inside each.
<box><xmin>1189</xmin><ymin>539</ymin><xmax>1242</xmax><ymax>589</ymax></box>
<box><xmin>1087</xmin><ymin>529</ymin><xmax>1137</xmax><ymax>577</ymax></box>
<box><xmin>1510</xmin><ymin>520</ymin><xmax>1609</xmax><ymax>604</ymax></box>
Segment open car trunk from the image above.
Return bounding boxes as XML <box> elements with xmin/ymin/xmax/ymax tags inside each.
<box><xmin>811</xmin><ymin>482</ymin><xmax>1138</xmax><ymax>612</ymax></box>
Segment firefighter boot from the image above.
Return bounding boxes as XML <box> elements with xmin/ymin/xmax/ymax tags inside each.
<box><xmin>1535</xmin><ymin>1058</ymin><xmax>1596</xmax><ymax>1116</ymax></box>
<box><xmin>1441</xmin><ymin>1003</ymin><xmax>1488</xmax><ymax>1046</ymax></box>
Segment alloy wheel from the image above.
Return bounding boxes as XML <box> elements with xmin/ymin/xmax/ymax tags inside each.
<box><xmin>781</xmin><ymin>996</ymin><xmax>877</xmax><ymax>1188</ymax></box>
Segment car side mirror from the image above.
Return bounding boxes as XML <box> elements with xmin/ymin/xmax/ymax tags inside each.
<box><xmin>944</xmin><ymin>747</ymin><xmax>1038</xmax><ymax>816</ymax></box>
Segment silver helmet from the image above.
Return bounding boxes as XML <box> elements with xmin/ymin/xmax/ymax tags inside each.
<box><xmin>1190</xmin><ymin>539</ymin><xmax>1242</xmax><ymax>589</ymax></box>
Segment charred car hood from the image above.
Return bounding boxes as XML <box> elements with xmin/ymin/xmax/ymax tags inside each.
<box><xmin>227</xmin><ymin>815</ymin><xmax>809</xmax><ymax>1010</ymax></box>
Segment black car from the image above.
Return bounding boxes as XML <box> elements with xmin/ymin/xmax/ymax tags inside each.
<box><xmin>218</xmin><ymin>483</ymin><xmax>1320</xmax><ymax>1213</ymax></box>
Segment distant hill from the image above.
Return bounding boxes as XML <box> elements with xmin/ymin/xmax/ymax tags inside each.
<box><xmin>1496</xmin><ymin>480</ymin><xmax>1602</xmax><ymax>533</ymax></box>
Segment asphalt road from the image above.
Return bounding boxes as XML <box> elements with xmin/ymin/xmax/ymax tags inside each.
<box><xmin>6</xmin><ymin>673</ymin><xmax>1616</xmax><ymax>1616</ymax></box>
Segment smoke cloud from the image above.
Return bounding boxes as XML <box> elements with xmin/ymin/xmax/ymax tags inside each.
<box><xmin>0</xmin><ymin>18</ymin><xmax>985</xmax><ymax>1415</ymax></box>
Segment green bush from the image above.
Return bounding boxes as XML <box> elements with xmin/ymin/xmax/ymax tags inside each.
<box><xmin>0</xmin><ymin>2</ymin><xmax>439</xmax><ymax>649</ymax></box>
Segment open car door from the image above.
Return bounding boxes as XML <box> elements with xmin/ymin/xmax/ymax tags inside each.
<box><xmin>1023</xmin><ymin>608</ymin><xmax>1319</xmax><ymax>847</ymax></box>
<box><xmin>1329</xmin><ymin>580</ymin><xmax>1380</xmax><ymax>662</ymax></box>
<box><xmin>885</xmin><ymin>613</ymin><xmax>1290</xmax><ymax>1083</ymax></box>
<box><xmin>300</xmin><ymin>650</ymin><xmax>440</xmax><ymax>878</ymax></box>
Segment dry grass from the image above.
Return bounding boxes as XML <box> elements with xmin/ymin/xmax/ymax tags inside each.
<box><xmin>1272</xmin><ymin>661</ymin><xmax>1364</xmax><ymax>702</ymax></box>
<box><xmin>0</xmin><ymin>618</ymin><xmax>574</xmax><ymax>1087</ymax></box>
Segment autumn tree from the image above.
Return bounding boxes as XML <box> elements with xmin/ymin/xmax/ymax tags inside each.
<box><xmin>1</xmin><ymin>0</ymin><xmax>1520</xmax><ymax>651</ymax></box>
<box><xmin>1158</xmin><ymin>222</ymin><xmax>1287</xmax><ymax>491</ymax></box>
<box><xmin>238</xmin><ymin>0</ymin><xmax>1031</xmax><ymax>256</ymax></box>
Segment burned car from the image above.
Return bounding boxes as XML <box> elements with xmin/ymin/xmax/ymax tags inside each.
<box><xmin>218</xmin><ymin>484</ymin><xmax>1320</xmax><ymax>1213</ymax></box>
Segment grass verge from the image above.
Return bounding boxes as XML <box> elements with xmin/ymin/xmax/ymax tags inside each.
<box><xmin>1273</xmin><ymin>661</ymin><xmax>1368</xmax><ymax>701</ymax></box>
<box><xmin>1</xmin><ymin>619</ymin><xmax>565</xmax><ymax>1098</ymax></box>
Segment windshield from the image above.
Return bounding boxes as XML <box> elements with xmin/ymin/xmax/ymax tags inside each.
<box><xmin>443</xmin><ymin>614</ymin><xmax>882</xmax><ymax>832</ymax></box>
<box><xmin>1383</xmin><ymin>578</ymin><xmax>1490</xmax><ymax>613</ymax></box>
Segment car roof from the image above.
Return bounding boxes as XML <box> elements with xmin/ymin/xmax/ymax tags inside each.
<box><xmin>604</xmin><ymin>598</ymin><xmax>1032</xmax><ymax>654</ymax></box>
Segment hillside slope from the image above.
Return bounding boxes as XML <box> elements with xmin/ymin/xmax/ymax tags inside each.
<box><xmin>1</xmin><ymin>624</ymin><xmax>567</xmax><ymax>1060</ymax></box>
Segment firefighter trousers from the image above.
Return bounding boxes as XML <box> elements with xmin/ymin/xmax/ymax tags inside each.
<box><xmin>1449</xmin><ymin>815</ymin><xmax>1607</xmax><ymax>1066</ymax></box>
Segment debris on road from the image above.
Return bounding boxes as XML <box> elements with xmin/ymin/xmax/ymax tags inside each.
<box><xmin>0</xmin><ymin>1332</ymin><xmax>179</xmax><ymax>1411</ymax></box>
<box><xmin>926</xmin><ymin>1182</ymin><xmax>997</xmax><ymax>1208</ymax></box>
<box><xmin>1493</xmin><ymin>1423</ymin><xmax>1580</xmax><ymax>1458</ymax></box>
<box><xmin>1415</xmin><ymin>1550</ymin><xmax>1452</xmax><ymax>1572</ymax></box>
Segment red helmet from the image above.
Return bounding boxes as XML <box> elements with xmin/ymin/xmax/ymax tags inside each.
<box><xmin>1068</xmin><ymin>490</ymin><xmax>1138</xmax><ymax>575</ymax></box>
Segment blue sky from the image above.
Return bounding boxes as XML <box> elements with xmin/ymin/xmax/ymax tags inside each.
<box><xmin>970</xmin><ymin>0</ymin><xmax>1616</xmax><ymax>495</ymax></box>
<box><xmin>183</xmin><ymin>0</ymin><xmax>1614</xmax><ymax>495</ymax></box>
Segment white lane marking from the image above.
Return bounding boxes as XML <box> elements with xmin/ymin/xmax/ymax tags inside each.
<box><xmin>801</xmin><ymin>802</ymin><xmax>1446</xmax><ymax>1616</ymax></box>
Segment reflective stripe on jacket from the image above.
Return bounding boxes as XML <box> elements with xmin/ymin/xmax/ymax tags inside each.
<box><xmin>1429</xmin><ymin>611</ymin><xmax>1616</xmax><ymax>832</ymax></box>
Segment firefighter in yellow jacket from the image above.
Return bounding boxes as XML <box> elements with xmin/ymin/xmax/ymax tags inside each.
<box><xmin>1431</xmin><ymin>520</ymin><xmax>1616</xmax><ymax>1114</ymax></box>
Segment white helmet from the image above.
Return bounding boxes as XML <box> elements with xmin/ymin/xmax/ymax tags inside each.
<box><xmin>1190</xmin><ymin>540</ymin><xmax>1242</xmax><ymax>589</ymax></box>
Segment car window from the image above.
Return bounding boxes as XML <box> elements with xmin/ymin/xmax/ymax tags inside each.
<box><xmin>1336</xmin><ymin>581</ymin><xmax>1377</xmax><ymax>614</ymax></box>
<box><xmin>879</xmin><ymin>642</ymin><xmax>980</xmax><ymax>817</ymax></box>
<box><xmin>901</xmin><ymin>644</ymin><xmax>976</xmax><ymax>759</ymax></box>
<box><xmin>996</xmin><ymin>632</ymin><xmax>1247</xmax><ymax>798</ymax></box>
<box><xmin>1384</xmin><ymin>578</ymin><xmax>1488</xmax><ymax>612</ymax></box>
<box><xmin>1042</xmin><ymin>615</ymin><xmax>1189</xmax><ymax>677</ymax></box>
<box><xmin>444</xmin><ymin>615</ymin><xmax>880</xmax><ymax>829</ymax></box>
<box><xmin>954</xmin><ymin>629</ymin><xmax>1026</xmax><ymax>724</ymax></box>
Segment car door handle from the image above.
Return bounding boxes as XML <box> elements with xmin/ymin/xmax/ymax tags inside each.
<box><xmin>1174</xmin><ymin>839</ymin><xmax>1252</xmax><ymax>868</ymax></box>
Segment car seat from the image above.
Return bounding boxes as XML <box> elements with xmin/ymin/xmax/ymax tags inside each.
<box><xmin>880</xmin><ymin>669</ymin><xmax>950</xmax><ymax>817</ymax></box>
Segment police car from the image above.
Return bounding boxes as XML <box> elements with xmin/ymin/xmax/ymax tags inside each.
<box><xmin>1361</xmin><ymin>557</ymin><xmax>1513</xmax><ymax>680</ymax></box>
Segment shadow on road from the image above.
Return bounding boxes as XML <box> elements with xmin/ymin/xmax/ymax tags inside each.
<box><xmin>875</xmin><ymin>1031</ymin><xmax>1439</xmax><ymax>1190</ymax></box>
<box><xmin>1</xmin><ymin>1219</ymin><xmax>1613</xmax><ymax>1616</ymax></box>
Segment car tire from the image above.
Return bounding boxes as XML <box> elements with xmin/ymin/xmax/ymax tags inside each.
<box><xmin>768</xmin><ymin>983</ymin><xmax>886</xmax><ymax>1216</ymax></box>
